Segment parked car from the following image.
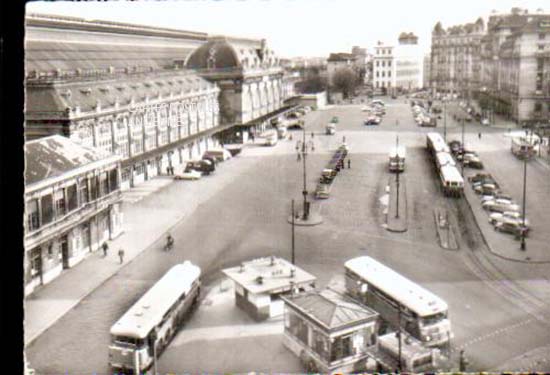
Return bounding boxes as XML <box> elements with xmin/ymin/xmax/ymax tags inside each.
<box><xmin>331</xmin><ymin>116</ymin><xmax>339</xmax><ymax>124</ymax></box>
<box><xmin>174</xmin><ymin>169</ymin><xmax>202</xmax><ymax>181</ymax></box>
<box><xmin>475</xmin><ymin>183</ymin><xmax>500</xmax><ymax>196</ymax></box>
<box><xmin>203</xmin><ymin>148</ymin><xmax>232</xmax><ymax>162</ymax></box>
<box><xmin>315</xmin><ymin>183</ymin><xmax>331</xmax><ymax>199</ymax></box>
<box><xmin>361</xmin><ymin>106</ymin><xmax>373</xmax><ymax>112</ymax></box>
<box><xmin>371</xmin><ymin>99</ymin><xmax>385</xmax><ymax>107</ymax></box>
<box><xmin>448</xmin><ymin>140</ymin><xmax>462</xmax><ymax>155</ymax></box>
<box><xmin>489</xmin><ymin>211</ymin><xmax>529</xmax><ymax>226</ymax></box>
<box><xmin>494</xmin><ymin>219</ymin><xmax>530</xmax><ymax>238</ymax></box>
<box><xmin>482</xmin><ymin>199</ymin><xmax>520</xmax><ymax>213</ymax></box>
<box><xmin>463</xmin><ymin>153</ymin><xmax>484</xmax><ymax>169</ymax></box>
<box><xmin>185</xmin><ymin>160</ymin><xmax>215</xmax><ymax>175</ymax></box>
<box><xmin>468</xmin><ymin>173</ymin><xmax>493</xmax><ymax>184</ymax></box>
<box><xmin>481</xmin><ymin>193</ymin><xmax>513</xmax><ymax>203</ymax></box>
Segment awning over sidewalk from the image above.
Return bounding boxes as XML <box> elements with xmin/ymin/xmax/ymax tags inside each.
<box><xmin>236</xmin><ymin>104</ymin><xmax>299</xmax><ymax>128</ymax></box>
<box><xmin>121</xmin><ymin>123</ymin><xmax>235</xmax><ymax>168</ymax></box>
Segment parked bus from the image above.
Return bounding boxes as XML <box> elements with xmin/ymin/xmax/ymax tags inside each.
<box><xmin>435</xmin><ymin>152</ymin><xmax>455</xmax><ymax>170</ymax></box>
<box><xmin>108</xmin><ymin>261</ymin><xmax>201</xmax><ymax>373</ymax></box>
<box><xmin>344</xmin><ymin>256</ymin><xmax>452</xmax><ymax>347</ymax></box>
<box><xmin>426</xmin><ymin>133</ymin><xmax>449</xmax><ymax>156</ymax></box>
<box><xmin>388</xmin><ymin>145</ymin><xmax>406</xmax><ymax>172</ymax></box>
<box><xmin>439</xmin><ymin>165</ymin><xmax>464</xmax><ymax>197</ymax></box>
<box><xmin>511</xmin><ymin>137</ymin><xmax>535</xmax><ymax>159</ymax></box>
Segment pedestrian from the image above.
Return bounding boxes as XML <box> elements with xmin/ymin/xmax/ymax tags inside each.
<box><xmin>297</xmin><ymin>152</ymin><xmax>301</xmax><ymax>161</ymax></box>
<box><xmin>311</xmin><ymin>132</ymin><xmax>314</xmax><ymax>139</ymax></box>
<box><xmin>102</xmin><ymin>242</ymin><xmax>109</xmax><ymax>257</ymax></box>
<box><xmin>170</xmin><ymin>166</ymin><xmax>174</xmax><ymax>175</ymax></box>
<box><xmin>478</xmin><ymin>132</ymin><xmax>482</xmax><ymax>139</ymax></box>
<box><xmin>166</xmin><ymin>166</ymin><xmax>170</xmax><ymax>175</ymax></box>
<box><xmin>342</xmin><ymin>136</ymin><xmax>346</xmax><ymax>143</ymax></box>
<box><xmin>348</xmin><ymin>159</ymin><xmax>351</xmax><ymax>169</ymax></box>
<box><xmin>118</xmin><ymin>248</ymin><xmax>125</xmax><ymax>264</ymax></box>
<box><xmin>250</xmin><ymin>132</ymin><xmax>255</xmax><ymax>143</ymax></box>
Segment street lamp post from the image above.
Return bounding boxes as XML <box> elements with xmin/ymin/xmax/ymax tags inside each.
<box><xmin>443</xmin><ymin>99</ymin><xmax>447</xmax><ymax>143</ymax></box>
<box><xmin>520</xmin><ymin>156</ymin><xmax>527</xmax><ymax>251</ymax></box>
<box><xmin>461</xmin><ymin>117</ymin><xmax>465</xmax><ymax>177</ymax></box>
<box><xmin>296</xmin><ymin>128</ymin><xmax>315</xmax><ymax>220</ymax></box>
<box><xmin>395</xmin><ymin>135</ymin><xmax>400</xmax><ymax>219</ymax></box>
<box><xmin>291</xmin><ymin>199</ymin><xmax>295</xmax><ymax>264</ymax></box>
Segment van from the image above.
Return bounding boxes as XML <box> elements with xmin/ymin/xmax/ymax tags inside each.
<box><xmin>203</xmin><ymin>148</ymin><xmax>232</xmax><ymax>162</ymax></box>
<box><xmin>277</xmin><ymin>126</ymin><xmax>288</xmax><ymax>139</ymax></box>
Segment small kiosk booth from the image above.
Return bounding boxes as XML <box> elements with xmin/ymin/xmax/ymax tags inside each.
<box><xmin>222</xmin><ymin>256</ymin><xmax>316</xmax><ymax>321</ymax></box>
<box><xmin>281</xmin><ymin>288</ymin><xmax>379</xmax><ymax>374</ymax></box>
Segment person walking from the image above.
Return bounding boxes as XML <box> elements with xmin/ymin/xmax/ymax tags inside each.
<box><xmin>311</xmin><ymin>132</ymin><xmax>314</xmax><ymax>139</ymax></box>
<box><xmin>478</xmin><ymin>132</ymin><xmax>482</xmax><ymax>139</ymax></box>
<box><xmin>102</xmin><ymin>242</ymin><xmax>109</xmax><ymax>257</ymax></box>
<box><xmin>118</xmin><ymin>248</ymin><xmax>125</xmax><ymax>264</ymax></box>
<box><xmin>347</xmin><ymin>159</ymin><xmax>351</xmax><ymax>169</ymax></box>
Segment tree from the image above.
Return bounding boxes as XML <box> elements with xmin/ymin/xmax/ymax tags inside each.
<box><xmin>332</xmin><ymin>68</ymin><xmax>360</xmax><ymax>99</ymax></box>
<box><xmin>297</xmin><ymin>67</ymin><xmax>328</xmax><ymax>93</ymax></box>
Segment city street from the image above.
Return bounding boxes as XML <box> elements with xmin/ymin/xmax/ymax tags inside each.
<box><xmin>26</xmin><ymin>99</ymin><xmax>550</xmax><ymax>373</ymax></box>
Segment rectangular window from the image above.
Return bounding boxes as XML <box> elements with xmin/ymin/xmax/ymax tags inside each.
<box><xmin>27</xmin><ymin>199</ymin><xmax>40</xmax><ymax>231</ymax></box>
<box><xmin>55</xmin><ymin>189</ymin><xmax>66</xmax><ymax>218</ymax></box>
<box><xmin>539</xmin><ymin>33</ymin><xmax>546</xmax><ymax>40</ymax></box>
<box><xmin>41</xmin><ymin>194</ymin><xmax>54</xmax><ymax>225</ymax></box>
<box><xmin>109</xmin><ymin>169</ymin><xmax>119</xmax><ymax>192</ymax></box>
<box><xmin>538</xmin><ymin>45</ymin><xmax>545</xmax><ymax>51</ymax></box>
<box><xmin>89</xmin><ymin>176</ymin><xmax>98</xmax><ymax>200</ymax></box>
<box><xmin>81</xmin><ymin>223</ymin><xmax>90</xmax><ymax>249</ymax></box>
<box><xmin>99</xmin><ymin>172</ymin><xmax>109</xmax><ymax>197</ymax></box>
<box><xmin>30</xmin><ymin>247</ymin><xmax>42</xmax><ymax>277</ymax></box>
<box><xmin>78</xmin><ymin>178</ymin><xmax>89</xmax><ymax>205</ymax></box>
<box><xmin>66</xmin><ymin>184</ymin><xmax>78</xmax><ymax>212</ymax></box>
<box><xmin>535</xmin><ymin>102</ymin><xmax>542</xmax><ymax>112</ymax></box>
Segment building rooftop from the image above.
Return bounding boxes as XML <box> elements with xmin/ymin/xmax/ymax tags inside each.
<box><xmin>222</xmin><ymin>256</ymin><xmax>316</xmax><ymax>295</ymax></box>
<box><xmin>282</xmin><ymin>288</ymin><xmax>378</xmax><ymax>331</ymax></box>
<box><xmin>25</xmin><ymin>69</ymin><xmax>215</xmax><ymax>116</ymax></box>
<box><xmin>25</xmin><ymin>135</ymin><xmax>119</xmax><ymax>186</ymax></box>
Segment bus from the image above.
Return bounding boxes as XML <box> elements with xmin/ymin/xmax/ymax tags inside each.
<box><xmin>426</xmin><ymin>133</ymin><xmax>449</xmax><ymax>157</ymax></box>
<box><xmin>511</xmin><ymin>137</ymin><xmax>535</xmax><ymax>159</ymax></box>
<box><xmin>435</xmin><ymin>151</ymin><xmax>455</xmax><ymax>170</ymax></box>
<box><xmin>344</xmin><ymin>256</ymin><xmax>452</xmax><ymax>347</ymax></box>
<box><xmin>388</xmin><ymin>145</ymin><xmax>406</xmax><ymax>172</ymax></box>
<box><xmin>108</xmin><ymin>261</ymin><xmax>201</xmax><ymax>373</ymax></box>
<box><xmin>439</xmin><ymin>165</ymin><xmax>464</xmax><ymax>197</ymax></box>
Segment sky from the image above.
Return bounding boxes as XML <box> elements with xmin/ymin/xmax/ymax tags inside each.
<box><xmin>26</xmin><ymin>0</ymin><xmax>548</xmax><ymax>58</ymax></box>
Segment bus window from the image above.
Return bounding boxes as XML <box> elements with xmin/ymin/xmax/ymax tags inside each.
<box><xmin>420</xmin><ymin>312</ymin><xmax>447</xmax><ymax>326</ymax></box>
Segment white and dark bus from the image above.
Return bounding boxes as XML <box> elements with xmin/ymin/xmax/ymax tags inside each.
<box><xmin>427</xmin><ymin>133</ymin><xmax>463</xmax><ymax>197</ymax></box>
<box><xmin>511</xmin><ymin>137</ymin><xmax>535</xmax><ymax>159</ymax></box>
<box><xmin>108</xmin><ymin>261</ymin><xmax>201</xmax><ymax>373</ymax></box>
<box><xmin>388</xmin><ymin>145</ymin><xmax>406</xmax><ymax>172</ymax></box>
<box><xmin>344</xmin><ymin>256</ymin><xmax>453</xmax><ymax>347</ymax></box>
<box><xmin>439</xmin><ymin>165</ymin><xmax>464</xmax><ymax>197</ymax></box>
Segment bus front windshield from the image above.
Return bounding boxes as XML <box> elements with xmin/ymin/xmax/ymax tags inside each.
<box><xmin>112</xmin><ymin>335</ymin><xmax>145</xmax><ymax>348</ymax></box>
<box><xmin>420</xmin><ymin>311</ymin><xmax>447</xmax><ymax>326</ymax></box>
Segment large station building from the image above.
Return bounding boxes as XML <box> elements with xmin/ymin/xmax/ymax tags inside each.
<box><xmin>25</xmin><ymin>13</ymin><xmax>297</xmax><ymax>190</ymax></box>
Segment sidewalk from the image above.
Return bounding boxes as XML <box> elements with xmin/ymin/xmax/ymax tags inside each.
<box><xmin>24</xmin><ymin>143</ymin><xmax>263</xmax><ymax>346</ymax></box>
<box><xmin>462</xmin><ymin>177</ymin><xmax>550</xmax><ymax>264</ymax></box>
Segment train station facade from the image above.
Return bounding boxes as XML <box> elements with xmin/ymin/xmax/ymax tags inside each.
<box><xmin>24</xmin><ymin>13</ymin><xmax>296</xmax><ymax>190</ymax></box>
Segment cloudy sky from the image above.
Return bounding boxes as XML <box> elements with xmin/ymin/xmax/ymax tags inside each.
<box><xmin>27</xmin><ymin>0</ymin><xmax>548</xmax><ymax>57</ymax></box>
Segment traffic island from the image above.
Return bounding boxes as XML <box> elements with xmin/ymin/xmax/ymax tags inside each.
<box><xmin>434</xmin><ymin>208</ymin><xmax>458</xmax><ymax>250</ymax></box>
<box><xmin>287</xmin><ymin>211</ymin><xmax>323</xmax><ymax>227</ymax></box>
<box><xmin>386</xmin><ymin>176</ymin><xmax>408</xmax><ymax>233</ymax></box>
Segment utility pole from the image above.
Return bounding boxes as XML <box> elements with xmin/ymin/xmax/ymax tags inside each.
<box><xmin>461</xmin><ymin>117</ymin><xmax>465</xmax><ymax>177</ymax></box>
<box><xmin>520</xmin><ymin>156</ymin><xmax>527</xmax><ymax>251</ymax></box>
<box><xmin>291</xmin><ymin>199</ymin><xmax>295</xmax><ymax>264</ymax></box>
<box><xmin>395</xmin><ymin>135</ymin><xmax>400</xmax><ymax>219</ymax></box>
<box><xmin>397</xmin><ymin>303</ymin><xmax>403</xmax><ymax>372</ymax></box>
<box><xmin>443</xmin><ymin>99</ymin><xmax>447</xmax><ymax>143</ymax></box>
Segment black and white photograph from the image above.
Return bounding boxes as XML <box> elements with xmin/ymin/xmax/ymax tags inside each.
<box><xmin>20</xmin><ymin>0</ymin><xmax>550</xmax><ymax>373</ymax></box>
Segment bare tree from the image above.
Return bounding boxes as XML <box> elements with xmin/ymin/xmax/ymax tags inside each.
<box><xmin>297</xmin><ymin>67</ymin><xmax>328</xmax><ymax>93</ymax></box>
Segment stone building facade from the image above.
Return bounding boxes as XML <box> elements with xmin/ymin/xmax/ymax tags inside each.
<box><xmin>429</xmin><ymin>18</ymin><xmax>485</xmax><ymax>97</ymax></box>
<box><xmin>25</xmin><ymin>136</ymin><xmax>123</xmax><ymax>295</ymax></box>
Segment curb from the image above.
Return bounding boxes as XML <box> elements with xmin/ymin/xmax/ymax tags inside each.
<box><xmin>462</xmin><ymin>187</ymin><xmax>550</xmax><ymax>265</ymax></box>
<box><xmin>25</xmin><ymin>146</ymin><xmax>259</xmax><ymax>347</ymax></box>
